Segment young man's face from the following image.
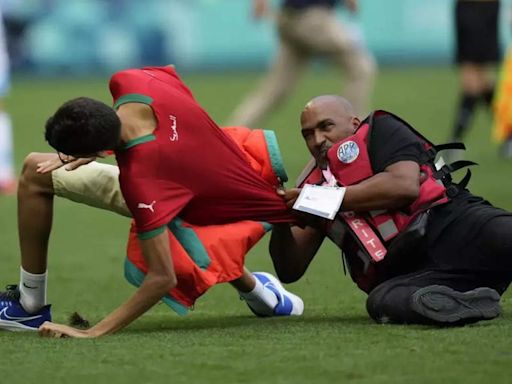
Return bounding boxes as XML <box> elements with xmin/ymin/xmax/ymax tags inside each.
<box><xmin>300</xmin><ymin>101</ymin><xmax>360</xmax><ymax>169</ymax></box>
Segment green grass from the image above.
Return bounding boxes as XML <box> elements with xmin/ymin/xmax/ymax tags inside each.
<box><xmin>1</xmin><ymin>67</ymin><xmax>512</xmax><ymax>383</ymax></box>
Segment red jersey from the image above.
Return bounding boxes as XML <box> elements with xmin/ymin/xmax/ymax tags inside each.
<box><xmin>111</xmin><ymin>66</ymin><xmax>292</xmax><ymax>236</ymax></box>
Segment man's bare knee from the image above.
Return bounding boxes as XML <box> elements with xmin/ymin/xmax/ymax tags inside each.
<box><xmin>19</xmin><ymin>153</ymin><xmax>55</xmax><ymax>194</ymax></box>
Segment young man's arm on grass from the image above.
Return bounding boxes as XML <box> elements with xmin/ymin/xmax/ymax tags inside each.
<box><xmin>39</xmin><ymin>231</ymin><xmax>176</xmax><ymax>338</ymax></box>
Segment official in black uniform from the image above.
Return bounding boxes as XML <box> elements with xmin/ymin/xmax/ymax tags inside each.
<box><xmin>452</xmin><ymin>0</ymin><xmax>501</xmax><ymax>142</ymax></box>
<box><xmin>271</xmin><ymin>95</ymin><xmax>512</xmax><ymax>326</ymax></box>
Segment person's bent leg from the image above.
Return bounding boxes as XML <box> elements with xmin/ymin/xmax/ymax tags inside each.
<box><xmin>18</xmin><ymin>153</ymin><xmax>57</xmax><ymax>274</ymax></box>
<box><xmin>338</xmin><ymin>48</ymin><xmax>376</xmax><ymax>118</ymax></box>
<box><xmin>480</xmin><ymin>66</ymin><xmax>496</xmax><ymax>109</ymax></box>
<box><xmin>16</xmin><ymin>153</ymin><xmax>57</xmax><ymax>313</ymax></box>
<box><xmin>366</xmin><ymin>270</ymin><xmax>501</xmax><ymax>326</ymax></box>
<box><xmin>225</xmin><ymin>17</ymin><xmax>307</xmax><ymax>128</ymax></box>
<box><xmin>1</xmin><ymin>153</ymin><xmax>130</xmax><ymax>329</ymax></box>
<box><xmin>230</xmin><ymin>267</ymin><xmax>304</xmax><ymax>317</ymax></box>
<box><xmin>304</xmin><ymin>8</ymin><xmax>376</xmax><ymax>116</ymax></box>
<box><xmin>452</xmin><ymin>63</ymin><xmax>486</xmax><ymax>141</ymax></box>
<box><xmin>0</xmin><ymin>153</ymin><xmax>55</xmax><ymax>330</ymax></box>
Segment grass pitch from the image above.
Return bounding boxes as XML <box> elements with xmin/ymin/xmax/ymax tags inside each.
<box><xmin>1</xmin><ymin>67</ymin><xmax>512</xmax><ymax>384</ymax></box>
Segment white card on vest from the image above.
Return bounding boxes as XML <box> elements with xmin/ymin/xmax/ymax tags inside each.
<box><xmin>293</xmin><ymin>184</ymin><xmax>346</xmax><ymax>220</ymax></box>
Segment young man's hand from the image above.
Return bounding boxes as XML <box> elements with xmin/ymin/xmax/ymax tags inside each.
<box><xmin>36</xmin><ymin>155</ymin><xmax>96</xmax><ymax>174</ymax></box>
<box><xmin>39</xmin><ymin>321</ymin><xmax>97</xmax><ymax>338</ymax></box>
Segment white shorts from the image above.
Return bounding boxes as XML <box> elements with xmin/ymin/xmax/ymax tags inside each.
<box><xmin>51</xmin><ymin>161</ymin><xmax>130</xmax><ymax>217</ymax></box>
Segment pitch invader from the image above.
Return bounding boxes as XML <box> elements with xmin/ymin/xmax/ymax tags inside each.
<box><xmin>0</xmin><ymin>66</ymin><xmax>304</xmax><ymax>337</ymax></box>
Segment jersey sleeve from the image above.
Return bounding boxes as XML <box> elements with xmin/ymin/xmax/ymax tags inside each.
<box><xmin>368</xmin><ymin>115</ymin><xmax>425</xmax><ymax>173</ymax></box>
<box><xmin>109</xmin><ymin>69</ymin><xmax>153</xmax><ymax>108</ymax></box>
<box><xmin>109</xmin><ymin>66</ymin><xmax>195</xmax><ymax>109</ymax></box>
<box><xmin>118</xmin><ymin>144</ymin><xmax>193</xmax><ymax>239</ymax></box>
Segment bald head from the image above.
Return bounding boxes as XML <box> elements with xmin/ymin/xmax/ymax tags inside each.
<box><xmin>301</xmin><ymin>95</ymin><xmax>355</xmax><ymax>122</ymax></box>
<box><xmin>299</xmin><ymin>95</ymin><xmax>360</xmax><ymax>169</ymax></box>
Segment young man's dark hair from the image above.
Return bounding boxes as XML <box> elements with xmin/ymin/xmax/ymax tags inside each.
<box><xmin>45</xmin><ymin>97</ymin><xmax>121</xmax><ymax>156</ymax></box>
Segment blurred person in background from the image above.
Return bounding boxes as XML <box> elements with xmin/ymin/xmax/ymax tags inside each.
<box><xmin>492</xmin><ymin>28</ymin><xmax>512</xmax><ymax>157</ymax></box>
<box><xmin>0</xmin><ymin>5</ymin><xmax>15</xmax><ymax>194</ymax></box>
<box><xmin>451</xmin><ymin>0</ymin><xmax>500</xmax><ymax>143</ymax></box>
<box><xmin>226</xmin><ymin>0</ymin><xmax>376</xmax><ymax>128</ymax></box>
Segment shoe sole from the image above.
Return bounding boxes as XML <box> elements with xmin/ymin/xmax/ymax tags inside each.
<box><xmin>254</xmin><ymin>272</ymin><xmax>304</xmax><ymax>316</ymax></box>
<box><xmin>411</xmin><ymin>285</ymin><xmax>501</xmax><ymax>324</ymax></box>
<box><xmin>0</xmin><ymin>319</ymin><xmax>39</xmax><ymax>331</ymax></box>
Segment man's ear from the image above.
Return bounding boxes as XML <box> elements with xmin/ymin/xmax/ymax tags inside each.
<box><xmin>351</xmin><ymin>116</ymin><xmax>361</xmax><ymax>131</ymax></box>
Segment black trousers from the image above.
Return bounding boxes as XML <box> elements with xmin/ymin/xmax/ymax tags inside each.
<box><xmin>455</xmin><ymin>0</ymin><xmax>500</xmax><ymax>64</ymax></box>
<box><xmin>366</xmin><ymin>216</ymin><xmax>512</xmax><ymax>325</ymax></box>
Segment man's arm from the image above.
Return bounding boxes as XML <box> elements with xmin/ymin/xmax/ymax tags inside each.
<box><xmin>270</xmin><ymin>180</ymin><xmax>326</xmax><ymax>282</ymax></box>
<box><xmin>269</xmin><ymin>222</ymin><xmax>326</xmax><ymax>283</ymax></box>
<box><xmin>39</xmin><ymin>231</ymin><xmax>177</xmax><ymax>338</ymax></box>
<box><xmin>265</xmin><ymin>188</ymin><xmax>326</xmax><ymax>283</ymax></box>
<box><xmin>283</xmin><ymin>160</ymin><xmax>420</xmax><ymax>213</ymax></box>
<box><xmin>341</xmin><ymin>160</ymin><xmax>420</xmax><ymax>212</ymax></box>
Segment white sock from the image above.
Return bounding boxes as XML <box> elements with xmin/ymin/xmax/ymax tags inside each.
<box><xmin>0</xmin><ymin>111</ymin><xmax>14</xmax><ymax>182</ymax></box>
<box><xmin>239</xmin><ymin>275</ymin><xmax>278</xmax><ymax>316</ymax></box>
<box><xmin>19</xmin><ymin>267</ymin><xmax>47</xmax><ymax>313</ymax></box>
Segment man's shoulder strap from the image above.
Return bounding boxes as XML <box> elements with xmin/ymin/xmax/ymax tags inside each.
<box><xmin>365</xmin><ymin>110</ymin><xmax>435</xmax><ymax>146</ymax></box>
<box><xmin>295</xmin><ymin>157</ymin><xmax>319</xmax><ymax>187</ymax></box>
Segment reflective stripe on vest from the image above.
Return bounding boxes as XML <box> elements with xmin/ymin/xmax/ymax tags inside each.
<box><xmin>369</xmin><ymin>210</ymin><xmax>400</xmax><ymax>241</ymax></box>
<box><xmin>377</xmin><ymin>219</ymin><xmax>399</xmax><ymax>241</ymax></box>
<box><xmin>341</xmin><ymin>211</ymin><xmax>386</xmax><ymax>262</ymax></box>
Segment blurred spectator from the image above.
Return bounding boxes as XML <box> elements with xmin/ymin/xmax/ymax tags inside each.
<box><xmin>451</xmin><ymin>0</ymin><xmax>500</xmax><ymax>143</ymax></box>
<box><xmin>0</xmin><ymin>5</ymin><xmax>15</xmax><ymax>194</ymax></box>
<box><xmin>0</xmin><ymin>0</ymin><xmax>29</xmax><ymax>68</ymax></box>
<box><xmin>493</xmin><ymin>12</ymin><xmax>512</xmax><ymax>158</ymax></box>
<box><xmin>226</xmin><ymin>0</ymin><xmax>376</xmax><ymax>128</ymax></box>
<box><xmin>492</xmin><ymin>49</ymin><xmax>512</xmax><ymax>157</ymax></box>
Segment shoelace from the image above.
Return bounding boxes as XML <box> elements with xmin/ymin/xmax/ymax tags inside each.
<box><xmin>0</xmin><ymin>285</ymin><xmax>20</xmax><ymax>301</ymax></box>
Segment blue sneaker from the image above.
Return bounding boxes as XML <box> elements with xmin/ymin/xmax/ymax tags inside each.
<box><xmin>0</xmin><ymin>285</ymin><xmax>51</xmax><ymax>331</ymax></box>
<box><xmin>248</xmin><ymin>272</ymin><xmax>304</xmax><ymax>317</ymax></box>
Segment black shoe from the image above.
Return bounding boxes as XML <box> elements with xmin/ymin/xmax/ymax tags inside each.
<box><xmin>411</xmin><ymin>285</ymin><xmax>501</xmax><ymax>325</ymax></box>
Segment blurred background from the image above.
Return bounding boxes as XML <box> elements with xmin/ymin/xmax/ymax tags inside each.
<box><xmin>2</xmin><ymin>0</ymin><xmax>508</xmax><ymax>73</ymax></box>
<box><xmin>1</xmin><ymin>2</ymin><xmax>512</xmax><ymax>381</ymax></box>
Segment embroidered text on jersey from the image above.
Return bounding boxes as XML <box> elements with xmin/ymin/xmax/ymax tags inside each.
<box><xmin>169</xmin><ymin>115</ymin><xmax>178</xmax><ymax>141</ymax></box>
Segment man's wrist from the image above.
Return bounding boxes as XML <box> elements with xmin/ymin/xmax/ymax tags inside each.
<box><xmin>85</xmin><ymin>327</ymin><xmax>102</xmax><ymax>338</ymax></box>
<box><xmin>272</xmin><ymin>223</ymin><xmax>292</xmax><ymax>232</ymax></box>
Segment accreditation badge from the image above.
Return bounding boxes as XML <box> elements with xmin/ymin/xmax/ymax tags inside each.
<box><xmin>293</xmin><ymin>184</ymin><xmax>346</xmax><ymax>220</ymax></box>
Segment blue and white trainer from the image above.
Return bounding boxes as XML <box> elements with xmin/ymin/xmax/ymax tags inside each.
<box><xmin>250</xmin><ymin>272</ymin><xmax>304</xmax><ymax>317</ymax></box>
<box><xmin>0</xmin><ymin>285</ymin><xmax>51</xmax><ymax>331</ymax></box>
